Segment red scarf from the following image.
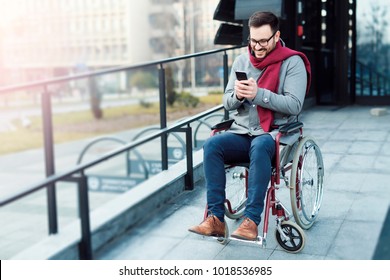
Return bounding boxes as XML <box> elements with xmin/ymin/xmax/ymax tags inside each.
<box><xmin>249</xmin><ymin>41</ymin><xmax>311</xmax><ymax>132</ymax></box>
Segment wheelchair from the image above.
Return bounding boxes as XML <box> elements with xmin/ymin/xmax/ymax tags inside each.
<box><xmin>203</xmin><ymin>119</ymin><xmax>324</xmax><ymax>253</ymax></box>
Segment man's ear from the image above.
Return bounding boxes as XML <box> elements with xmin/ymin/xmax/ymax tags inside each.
<box><xmin>275</xmin><ymin>30</ymin><xmax>281</xmax><ymax>42</ymax></box>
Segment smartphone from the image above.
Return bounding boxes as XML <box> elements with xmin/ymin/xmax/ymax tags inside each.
<box><xmin>235</xmin><ymin>71</ymin><xmax>248</xmax><ymax>81</ymax></box>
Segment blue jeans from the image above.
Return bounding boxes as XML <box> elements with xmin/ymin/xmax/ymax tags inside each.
<box><xmin>203</xmin><ymin>132</ymin><xmax>275</xmax><ymax>225</ymax></box>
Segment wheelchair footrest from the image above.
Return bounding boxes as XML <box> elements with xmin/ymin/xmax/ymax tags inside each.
<box><xmin>209</xmin><ymin>235</ymin><xmax>266</xmax><ymax>247</ymax></box>
<box><xmin>229</xmin><ymin>236</ymin><xmax>266</xmax><ymax>247</ymax></box>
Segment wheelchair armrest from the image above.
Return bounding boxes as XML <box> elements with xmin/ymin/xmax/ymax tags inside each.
<box><xmin>279</xmin><ymin>121</ymin><xmax>303</xmax><ymax>134</ymax></box>
<box><xmin>211</xmin><ymin>119</ymin><xmax>234</xmax><ymax>131</ymax></box>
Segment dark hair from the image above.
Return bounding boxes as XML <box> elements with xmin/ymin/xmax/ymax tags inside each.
<box><xmin>248</xmin><ymin>11</ymin><xmax>279</xmax><ymax>33</ymax></box>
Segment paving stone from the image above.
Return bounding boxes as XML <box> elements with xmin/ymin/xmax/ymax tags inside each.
<box><xmin>1</xmin><ymin>105</ymin><xmax>390</xmax><ymax>260</ymax></box>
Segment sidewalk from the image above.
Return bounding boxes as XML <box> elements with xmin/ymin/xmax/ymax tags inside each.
<box><xmin>1</xmin><ymin>105</ymin><xmax>390</xmax><ymax>260</ymax></box>
<box><xmin>95</xmin><ymin>105</ymin><xmax>390</xmax><ymax>260</ymax></box>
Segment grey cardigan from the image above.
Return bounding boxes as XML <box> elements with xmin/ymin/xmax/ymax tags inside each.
<box><xmin>223</xmin><ymin>51</ymin><xmax>307</xmax><ymax>138</ymax></box>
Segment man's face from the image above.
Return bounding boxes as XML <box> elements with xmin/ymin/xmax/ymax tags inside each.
<box><xmin>249</xmin><ymin>25</ymin><xmax>280</xmax><ymax>59</ymax></box>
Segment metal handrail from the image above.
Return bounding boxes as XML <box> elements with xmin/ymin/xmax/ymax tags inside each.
<box><xmin>1</xmin><ymin>44</ymin><xmax>241</xmax><ymax>227</ymax></box>
<box><xmin>0</xmin><ymin>43</ymin><xmax>244</xmax><ymax>259</ymax></box>
<box><xmin>0</xmin><ymin>46</ymin><xmax>243</xmax><ymax>94</ymax></box>
<box><xmin>0</xmin><ymin>104</ymin><xmax>223</xmax><ymax>207</ymax></box>
<box><xmin>0</xmin><ymin>103</ymin><xmax>224</xmax><ymax>259</ymax></box>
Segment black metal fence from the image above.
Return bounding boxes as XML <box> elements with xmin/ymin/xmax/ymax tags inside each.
<box><xmin>355</xmin><ymin>60</ymin><xmax>390</xmax><ymax>104</ymax></box>
<box><xmin>0</xmin><ymin>45</ymin><xmax>243</xmax><ymax>259</ymax></box>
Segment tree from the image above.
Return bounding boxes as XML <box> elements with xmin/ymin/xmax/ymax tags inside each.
<box><xmin>165</xmin><ymin>66</ymin><xmax>177</xmax><ymax>106</ymax></box>
<box><xmin>89</xmin><ymin>77</ymin><xmax>103</xmax><ymax>119</ymax></box>
<box><xmin>359</xmin><ymin>3</ymin><xmax>388</xmax><ymax>74</ymax></box>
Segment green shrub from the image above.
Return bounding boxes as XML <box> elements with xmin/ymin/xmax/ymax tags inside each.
<box><xmin>177</xmin><ymin>92</ymin><xmax>199</xmax><ymax>108</ymax></box>
<box><xmin>139</xmin><ymin>99</ymin><xmax>152</xmax><ymax>108</ymax></box>
<box><xmin>130</xmin><ymin>71</ymin><xmax>158</xmax><ymax>89</ymax></box>
<box><xmin>208</xmin><ymin>90</ymin><xmax>223</xmax><ymax>95</ymax></box>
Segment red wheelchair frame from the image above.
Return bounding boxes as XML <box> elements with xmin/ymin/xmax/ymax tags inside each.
<box><xmin>202</xmin><ymin>119</ymin><xmax>324</xmax><ymax>253</ymax></box>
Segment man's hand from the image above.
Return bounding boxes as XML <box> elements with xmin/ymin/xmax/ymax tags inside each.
<box><xmin>235</xmin><ymin>77</ymin><xmax>257</xmax><ymax>101</ymax></box>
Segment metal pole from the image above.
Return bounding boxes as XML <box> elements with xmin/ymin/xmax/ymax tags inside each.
<box><xmin>350</xmin><ymin>0</ymin><xmax>357</xmax><ymax>103</ymax></box>
<box><xmin>159</xmin><ymin>64</ymin><xmax>168</xmax><ymax>170</ymax></box>
<box><xmin>190</xmin><ymin>0</ymin><xmax>196</xmax><ymax>93</ymax></box>
<box><xmin>369</xmin><ymin>69</ymin><xmax>373</xmax><ymax>96</ymax></box>
<box><xmin>77</xmin><ymin>173</ymin><xmax>93</xmax><ymax>260</ymax></box>
<box><xmin>184</xmin><ymin>125</ymin><xmax>193</xmax><ymax>190</ymax></box>
<box><xmin>41</xmin><ymin>87</ymin><xmax>58</xmax><ymax>234</ymax></box>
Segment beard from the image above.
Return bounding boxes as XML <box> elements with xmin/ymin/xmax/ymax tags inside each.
<box><xmin>251</xmin><ymin>41</ymin><xmax>276</xmax><ymax>59</ymax></box>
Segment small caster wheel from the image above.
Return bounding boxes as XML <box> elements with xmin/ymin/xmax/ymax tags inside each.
<box><xmin>275</xmin><ymin>221</ymin><xmax>305</xmax><ymax>253</ymax></box>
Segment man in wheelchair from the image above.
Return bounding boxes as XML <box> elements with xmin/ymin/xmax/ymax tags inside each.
<box><xmin>189</xmin><ymin>11</ymin><xmax>311</xmax><ymax>241</ymax></box>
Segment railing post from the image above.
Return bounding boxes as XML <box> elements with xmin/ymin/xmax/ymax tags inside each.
<box><xmin>184</xmin><ymin>125</ymin><xmax>194</xmax><ymax>190</ymax></box>
<box><xmin>369</xmin><ymin>69</ymin><xmax>373</xmax><ymax>96</ymax></box>
<box><xmin>77</xmin><ymin>173</ymin><xmax>93</xmax><ymax>260</ymax></box>
<box><xmin>173</xmin><ymin>126</ymin><xmax>194</xmax><ymax>190</ymax></box>
<box><xmin>41</xmin><ymin>87</ymin><xmax>58</xmax><ymax>235</ymax></box>
<box><xmin>159</xmin><ymin>64</ymin><xmax>168</xmax><ymax>170</ymax></box>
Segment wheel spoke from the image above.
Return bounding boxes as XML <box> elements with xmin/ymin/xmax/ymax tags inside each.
<box><xmin>224</xmin><ymin>166</ymin><xmax>248</xmax><ymax>219</ymax></box>
<box><xmin>275</xmin><ymin>221</ymin><xmax>305</xmax><ymax>253</ymax></box>
<box><xmin>290</xmin><ymin>137</ymin><xmax>324</xmax><ymax>229</ymax></box>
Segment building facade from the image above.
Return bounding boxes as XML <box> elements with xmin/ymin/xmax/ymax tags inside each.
<box><xmin>0</xmin><ymin>0</ymin><xmax>221</xmax><ymax>87</ymax></box>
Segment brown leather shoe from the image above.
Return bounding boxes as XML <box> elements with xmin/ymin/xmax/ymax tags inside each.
<box><xmin>188</xmin><ymin>215</ymin><xmax>225</xmax><ymax>237</ymax></box>
<box><xmin>231</xmin><ymin>217</ymin><xmax>258</xmax><ymax>240</ymax></box>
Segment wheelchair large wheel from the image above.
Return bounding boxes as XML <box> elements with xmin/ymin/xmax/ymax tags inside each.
<box><xmin>224</xmin><ymin>165</ymin><xmax>248</xmax><ymax>220</ymax></box>
<box><xmin>290</xmin><ymin>136</ymin><xmax>324</xmax><ymax>230</ymax></box>
<box><xmin>275</xmin><ymin>221</ymin><xmax>305</xmax><ymax>253</ymax></box>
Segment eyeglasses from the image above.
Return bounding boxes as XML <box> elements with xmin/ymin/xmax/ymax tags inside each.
<box><xmin>248</xmin><ymin>30</ymin><xmax>277</xmax><ymax>47</ymax></box>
